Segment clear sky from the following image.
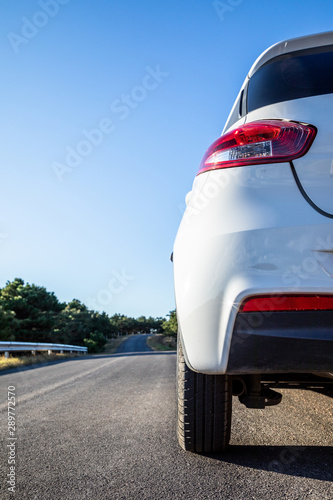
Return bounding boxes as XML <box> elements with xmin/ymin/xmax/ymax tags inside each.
<box><xmin>1</xmin><ymin>0</ymin><xmax>333</xmax><ymax>318</ymax></box>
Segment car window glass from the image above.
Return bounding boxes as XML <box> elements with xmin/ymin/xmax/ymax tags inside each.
<box><xmin>248</xmin><ymin>46</ymin><xmax>333</xmax><ymax>112</ymax></box>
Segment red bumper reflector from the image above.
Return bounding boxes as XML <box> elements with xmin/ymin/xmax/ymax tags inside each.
<box><xmin>240</xmin><ymin>295</ymin><xmax>333</xmax><ymax>312</ymax></box>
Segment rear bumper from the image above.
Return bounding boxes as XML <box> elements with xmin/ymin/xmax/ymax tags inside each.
<box><xmin>227</xmin><ymin>311</ymin><xmax>333</xmax><ymax>374</ymax></box>
<box><xmin>174</xmin><ymin>163</ymin><xmax>333</xmax><ymax>374</ymax></box>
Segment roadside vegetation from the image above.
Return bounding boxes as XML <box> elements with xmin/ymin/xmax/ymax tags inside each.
<box><xmin>0</xmin><ymin>352</ymin><xmax>80</xmax><ymax>371</ymax></box>
<box><xmin>0</xmin><ymin>278</ymin><xmax>177</xmax><ymax>355</ymax></box>
<box><xmin>102</xmin><ymin>336</ymin><xmax>130</xmax><ymax>354</ymax></box>
<box><xmin>161</xmin><ymin>310</ymin><xmax>177</xmax><ymax>337</ymax></box>
<box><xmin>147</xmin><ymin>310</ymin><xmax>177</xmax><ymax>351</ymax></box>
<box><xmin>147</xmin><ymin>334</ymin><xmax>176</xmax><ymax>351</ymax></box>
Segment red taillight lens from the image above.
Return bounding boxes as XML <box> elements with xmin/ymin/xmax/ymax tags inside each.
<box><xmin>198</xmin><ymin>120</ymin><xmax>316</xmax><ymax>175</ymax></box>
<box><xmin>240</xmin><ymin>294</ymin><xmax>333</xmax><ymax>313</ymax></box>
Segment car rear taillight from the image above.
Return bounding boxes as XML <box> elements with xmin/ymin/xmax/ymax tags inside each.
<box><xmin>240</xmin><ymin>294</ymin><xmax>333</xmax><ymax>313</ymax></box>
<box><xmin>198</xmin><ymin>120</ymin><xmax>316</xmax><ymax>175</ymax></box>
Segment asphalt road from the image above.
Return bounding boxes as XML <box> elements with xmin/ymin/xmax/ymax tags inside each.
<box><xmin>115</xmin><ymin>333</ymin><xmax>153</xmax><ymax>353</ymax></box>
<box><xmin>0</xmin><ymin>335</ymin><xmax>332</xmax><ymax>499</ymax></box>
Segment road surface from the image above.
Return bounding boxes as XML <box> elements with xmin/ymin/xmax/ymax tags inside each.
<box><xmin>0</xmin><ymin>335</ymin><xmax>332</xmax><ymax>499</ymax></box>
<box><xmin>115</xmin><ymin>333</ymin><xmax>152</xmax><ymax>353</ymax></box>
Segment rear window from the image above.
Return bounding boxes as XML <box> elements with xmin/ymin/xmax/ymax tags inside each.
<box><xmin>248</xmin><ymin>45</ymin><xmax>333</xmax><ymax>112</ymax></box>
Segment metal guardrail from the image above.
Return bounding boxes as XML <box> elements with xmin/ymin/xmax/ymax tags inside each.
<box><xmin>0</xmin><ymin>341</ymin><xmax>87</xmax><ymax>358</ymax></box>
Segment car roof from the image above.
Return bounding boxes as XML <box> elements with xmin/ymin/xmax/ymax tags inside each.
<box><xmin>248</xmin><ymin>31</ymin><xmax>333</xmax><ymax>78</ymax></box>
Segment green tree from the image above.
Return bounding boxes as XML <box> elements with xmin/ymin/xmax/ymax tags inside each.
<box><xmin>0</xmin><ymin>278</ymin><xmax>64</xmax><ymax>342</ymax></box>
<box><xmin>162</xmin><ymin>309</ymin><xmax>177</xmax><ymax>337</ymax></box>
<box><xmin>56</xmin><ymin>300</ymin><xmax>91</xmax><ymax>345</ymax></box>
<box><xmin>83</xmin><ymin>331</ymin><xmax>106</xmax><ymax>353</ymax></box>
<box><xmin>0</xmin><ymin>277</ymin><xmax>168</xmax><ymax>352</ymax></box>
<box><xmin>110</xmin><ymin>314</ymin><xmax>134</xmax><ymax>336</ymax></box>
<box><xmin>147</xmin><ymin>316</ymin><xmax>164</xmax><ymax>333</ymax></box>
<box><xmin>0</xmin><ymin>306</ymin><xmax>18</xmax><ymax>341</ymax></box>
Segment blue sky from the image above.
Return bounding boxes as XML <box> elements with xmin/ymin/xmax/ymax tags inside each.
<box><xmin>1</xmin><ymin>0</ymin><xmax>333</xmax><ymax>318</ymax></box>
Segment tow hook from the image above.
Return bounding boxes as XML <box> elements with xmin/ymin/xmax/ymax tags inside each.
<box><xmin>237</xmin><ymin>375</ymin><xmax>282</xmax><ymax>408</ymax></box>
<box><xmin>239</xmin><ymin>387</ymin><xmax>282</xmax><ymax>408</ymax></box>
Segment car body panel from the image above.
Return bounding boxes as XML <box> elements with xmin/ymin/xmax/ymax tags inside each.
<box><xmin>174</xmin><ymin>163</ymin><xmax>333</xmax><ymax>373</ymax></box>
<box><xmin>245</xmin><ymin>95</ymin><xmax>333</xmax><ymax>215</ymax></box>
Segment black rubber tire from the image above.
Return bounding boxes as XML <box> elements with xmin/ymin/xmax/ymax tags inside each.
<box><xmin>177</xmin><ymin>336</ymin><xmax>232</xmax><ymax>453</ymax></box>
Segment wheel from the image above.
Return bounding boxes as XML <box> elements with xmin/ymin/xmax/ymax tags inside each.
<box><xmin>177</xmin><ymin>336</ymin><xmax>232</xmax><ymax>453</ymax></box>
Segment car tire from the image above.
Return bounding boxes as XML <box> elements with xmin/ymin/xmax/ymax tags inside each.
<box><xmin>177</xmin><ymin>336</ymin><xmax>232</xmax><ymax>453</ymax></box>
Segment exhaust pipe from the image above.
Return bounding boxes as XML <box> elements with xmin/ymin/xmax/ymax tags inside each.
<box><xmin>232</xmin><ymin>377</ymin><xmax>246</xmax><ymax>397</ymax></box>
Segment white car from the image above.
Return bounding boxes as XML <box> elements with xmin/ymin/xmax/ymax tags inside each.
<box><xmin>173</xmin><ymin>31</ymin><xmax>333</xmax><ymax>453</ymax></box>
